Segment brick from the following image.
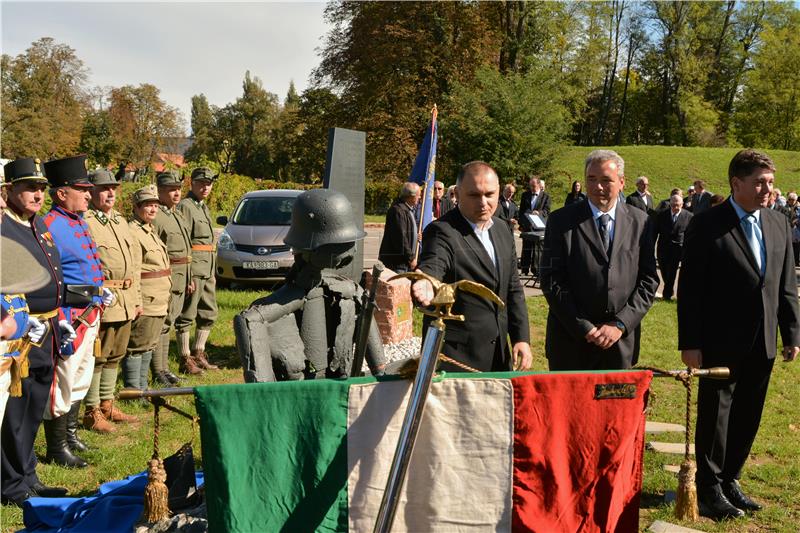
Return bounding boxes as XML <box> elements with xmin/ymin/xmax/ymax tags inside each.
<box><xmin>365</xmin><ymin>267</ymin><xmax>414</xmax><ymax>344</ymax></box>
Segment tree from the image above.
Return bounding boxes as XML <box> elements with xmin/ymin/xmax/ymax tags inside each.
<box><xmin>442</xmin><ymin>66</ymin><xmax>569</xmax><ymax>182</ymax></box>
<box><xmin>107</xmin><ymin>84</ymin><xmax>185</xmax><ymax>171</ymax></box>
<box><xmin>79</xmin><ymin>109</ymin><xmax>117</xmax><ymax>167</ymax></box>
<box><xmin>185</xmin><ymin>94</ymin><xmax>216</xmax><ymax>163</ymax></box>
<box><xmin>1</xmin><ymin>37</ymin><xmax>88</xmax><ymax>159</ymax></box>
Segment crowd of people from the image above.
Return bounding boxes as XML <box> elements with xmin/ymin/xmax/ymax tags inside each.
<box><xmin>387</xmin><ymin>148</ymin><xmax>799</xmax><ymax>521</ymax></box>
<box><xmin>0</xmin><ymin>156</ymin><xmax>221</xmax><ymax>506</ymax></box>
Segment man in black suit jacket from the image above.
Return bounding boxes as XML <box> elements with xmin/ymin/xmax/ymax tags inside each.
<box><xmin>519</xmin><ymin>176</ymin><xmax>550</xmax><ymax>275</ymax></box>
<box><xmin>691</xmin><ymin>179</ymin><xmax>713</xmax><ymax>214</ymax></box>
<box><xmin>494</xmin><ymin>183</ymin><xmax>518</xmax><ymax>228</ymax></box>
<box><xmin>413</xmin><ymin>162</ymin><xmax>531</xmax><ymax>372</ymax></box>
<box><xmin>678</xmin><ymin>149</ymin><xmax>800</xmax><ymax>520</ymax></box>
<box><xmin>653</xmin><ymin>194</ymin><xmax>692</xmax><ymax>300</ymax></box>
<box><xmin>540</xmin><ymin>150</ymin><xmax>658</xmax><ymax>371</ymax></box>
<box><xmin>378</xmin><ymin>182</ymin><xmax>420</xmax><ymax>273</ymax></box>
<box><xmin>625</xmin><ymin>175</ymin><xmax>655</xmax><ymax>214</ymax></box>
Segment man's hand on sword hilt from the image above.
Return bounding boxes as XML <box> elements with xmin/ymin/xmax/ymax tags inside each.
<box><xmin>390</xmin><ymin>271</ymin><xmax>504</xmax><ymax>322</ymax></box>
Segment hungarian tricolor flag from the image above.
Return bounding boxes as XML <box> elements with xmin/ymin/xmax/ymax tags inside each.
<box><xmin>196</xmin><ymin>371</ymin><xmax>651</xmax><ymax>532</ymax></box>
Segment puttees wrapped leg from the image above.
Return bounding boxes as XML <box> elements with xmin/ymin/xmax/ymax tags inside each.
<box><xmin>300</xmin><ymin>287</ymin><xmax>327</xmax><ymax>378</ymax></box>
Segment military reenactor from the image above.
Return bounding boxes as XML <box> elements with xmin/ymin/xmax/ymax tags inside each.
<box><xmin>84</xmin><ymin>169</ymin><xmax>141</xmax><ymax>432</ymax></box>
<box><xmin>124</xmin><ymin>185</ymin><xmax>176</xmax><ymax>389</ymax></box>
<box><xmin>1</xmin><ymin>158</ymin><xmax>70</xmax><ymax>506</ymax></box>
<box><xmin>175</xmin><ymin>167</ymin><xmax>219</xmax><ymax>371</ymax></box>
<box><xmin>151</xmin><ymin>171</ymin><xmax>199</xmax><ymax>375</ymax></box>
<box><xmin>42</xmin><ymin>155</ymin><xmax>115</xmax><ymax>468</ymax></box>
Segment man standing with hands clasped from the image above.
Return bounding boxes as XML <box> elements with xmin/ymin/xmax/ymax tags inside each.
<box><xmin>539</xmin><ymin>149</ymin><xmax>658</xmax><ymax>371</ymax></box>
<box><xmin>678</xmin><ymin>149</ymin><xmax>800</xmax><ymax>521</ymax></box>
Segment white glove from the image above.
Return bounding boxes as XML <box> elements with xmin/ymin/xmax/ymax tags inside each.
<box><xmin>25</xmin><ymin>316</ymin><xmax>46</xmax><ymax>344</ymax></box>
<box><xmin>101</xmin><ymin>287</ymin><xmax>115</xmax><ymax>307</ymax></box>
<box><xmin>58</xmin><ymin>320</ymin><xmax>77</xmax><ymax>345</ymax></box>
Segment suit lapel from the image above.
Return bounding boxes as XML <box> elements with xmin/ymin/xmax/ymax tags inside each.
<box><xmin>576</xmin><ymin>202</ymin><xmax>608</xmax><ymax>262</ymax></box>
<box><xmin>724</xmin><ymin>201</ymin><xmax>760</xmax><ymax>274</ymax></box>
<box><xmin>612</xmin><ymin>202</ymin><xmax>630</xmax><ymax>260</ymax></box>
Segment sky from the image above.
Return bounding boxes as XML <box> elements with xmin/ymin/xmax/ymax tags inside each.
<box><xmin>1</xmin><ymin>2</ymin><xmax>332</xmax><ymax>133</ymax></box>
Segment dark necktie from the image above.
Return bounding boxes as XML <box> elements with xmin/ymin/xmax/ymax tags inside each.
<box><xmin>598</xmin><ymin>214</ymin><xmax>611</xmax><ymax>253</ymax></box>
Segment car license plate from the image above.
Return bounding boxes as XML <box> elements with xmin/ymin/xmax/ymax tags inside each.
<box><xmin>243</xmin><ymin>261</ymin><xmax>279</xmax><ymax>270</ymax></box>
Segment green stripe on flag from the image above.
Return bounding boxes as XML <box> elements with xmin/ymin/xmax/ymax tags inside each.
<box><xmin>196</xmin><ymin>380</ymin><xmax>351</xmax><ymax>532</ymax></box>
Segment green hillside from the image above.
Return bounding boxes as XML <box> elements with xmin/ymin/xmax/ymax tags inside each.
<box><xmin>542</xmin><ymin>145</ymin><xmax>800</xmax><ymax>206</ymax></box>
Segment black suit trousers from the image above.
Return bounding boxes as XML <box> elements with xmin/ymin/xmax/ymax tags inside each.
<box><xmin>520</xmin><ymin>238</ymin><xmax>542</xmax><ymax>274</ymax></box>
<box><xmin>695</xmin><ymin>349</ymin><xmax>774</xmax><ymax>488</ymax></box>
<box><xmin>657</xmin><ymin>244</ymin><xmax>682</xmax><ymax>299</ymax></box>
<box><xmin>1</xmin><ymin>340</ymin><xmax>54</xmax><ymax>500</ymax></box>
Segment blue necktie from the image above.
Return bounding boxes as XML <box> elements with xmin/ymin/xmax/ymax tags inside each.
<box><xmin>742</xmin><ymin>214</ymin><xmax>765</xmax><ymax>274</ymax></box>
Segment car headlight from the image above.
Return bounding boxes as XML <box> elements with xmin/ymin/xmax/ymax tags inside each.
<box><xmin>217</xmin><ymin>230</ymin><xmax>235</xmax><ymax>251</ymax></box>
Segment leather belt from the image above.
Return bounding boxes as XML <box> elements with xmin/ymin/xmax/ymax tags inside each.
<box><xmin>191</xmin><ymin>244</ymin><xmax>214</xmax><ymax>252</ymax></box>
<box><xmin>141</xmin><ymin>268</ymin><xmax>172</xmax><ymax>279</ymax></box>
<box><xmin>64</xmin><ymin>285</ymin><xmax>101</xmax><ymax>307</ymax></box>
<box><xmin>103</xmin><ymin>279</ymin><xmax>132</xmax><ymax>289</ymax></box>
<box><xmin>169</xmin><ymin>256</ymin><xmax>192</xmax><ymax>265</ymax></box>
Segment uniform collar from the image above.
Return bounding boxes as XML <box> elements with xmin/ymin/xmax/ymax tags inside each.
<box><xmin>159</xmin><ymin>204</ymin><xmax>174</xmax><ymax>213</ymax></box>
<box><xmin>90</xmin><ymin>208</ymin><xmax>117</xmax><ymax>225</ymax></box>
<box><xmin>188</xmin><ymin>191</ymin><xmax>204</xmax><ymax>206</ymax></box>
<box><xmin>52</xmin><ymin>205</ymin><xmax>83</xmax><ymax>220</ymax></box>
<box><xmin>4</xmin><ymin>208</ymin><xmax>32</xmax><ymax>226</ymax></box>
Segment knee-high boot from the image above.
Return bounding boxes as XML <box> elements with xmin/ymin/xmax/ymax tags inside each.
<box><xmin>43</xmin><ymin>416</ymin><xmax>88</xmax><ymax>468</ymax></box>
<box><xmin>65</xmin><ymin>401</ymin><xmax>89</xmax><ymax>453</ymax></box>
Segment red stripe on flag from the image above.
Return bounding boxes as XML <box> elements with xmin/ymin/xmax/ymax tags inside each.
<box><xmin>511</xmin><ymin>371</ymin><xmax>652</xmax><ymax>532</ymax></box>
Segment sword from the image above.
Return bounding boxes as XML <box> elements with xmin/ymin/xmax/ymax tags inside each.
<box><xmin>373</xmin><ymin>272</ymin><xmax>504</xmax><ymax>533</ymax></box>
<box><xmin>351</xmin><ymin>262</ymin><xmax>384</xmax><ymax>377</ymax></box>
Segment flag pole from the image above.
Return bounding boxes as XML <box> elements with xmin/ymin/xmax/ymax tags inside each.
<box><xmin>413</xmin><ymin>104</ymin><xmax>438</xmax><ymax>263</ymax></box>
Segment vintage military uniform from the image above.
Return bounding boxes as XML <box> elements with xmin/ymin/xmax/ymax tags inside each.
<box><xmin>126</xmin><ymin>185</ymin><xmax>175</xmax><ymax>388</ymax></box>
<box><xmin>1</xmin><ymin>158</ymin><xmax>68</xmax><ymax>506</ymax></box>
<box><xmin>175</xmin><ymin>167</ymin><xmax>219</xmax><ymax>371</ymax></box>
<box><xmin>84</xmin><ymin>169</ymin><xmax>141</xmax><ymax>431</ymax></box>
<box><xmin>151</xmin><ymin>171</ymin><xmax>198</xmax><ymax>375</ymax></box>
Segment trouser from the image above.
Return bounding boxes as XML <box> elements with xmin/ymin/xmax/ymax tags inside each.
<box><xmin>1</xmin><ymin>336</ymin><xmax>55</xmax><ymax>501</ymax></box>
<box><xmin>695</xmin><ymin>353</ymin><xmax>774</xmax><ymax>488</ymax></box>
<box><xmin>154</xmin><ymin>289</ymin><xmax>185</xmax><ymax>372</ymax></box>
<box><xmin>127</xmin><ymin>314</ymin><xmax>166</xmax><ymax>373</ymax></box>
<box><xmin>85</xmin><ymin>320</ymin><xmax>132</xmax><ymax>408</ymax></box>
<box><xmin>44</xmin><ymin>318</ymin><xmax>99</xmax><ymax>419</ymax></box>
<box><xmin>657</xmin><ymin>246</ymin><xmax>682</xmax><ymax>299</ymax></box>
<box><xmin>520</xmin><ymin>237</ymin><xmax>542</xmax><ymax>275</ymax></box>
<box><xmin>175</xmin><ymin>276</ymin><xmax>218</xmax><ymax>333</ymax></box>
<box><xmin>0</xmin><ymin>370</ymin><xmax>10</xmax><ymax>431</ymax></box>
<box><xmin>793</xmin><ymin>241</ymin><xmax>800</xmax><ymax>266</ymax></box>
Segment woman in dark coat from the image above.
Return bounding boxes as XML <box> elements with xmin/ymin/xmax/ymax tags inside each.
<box><xmin>564</xmin><ymin>180</ymin><xmax>587</xmax><ymax>206</ymax></box>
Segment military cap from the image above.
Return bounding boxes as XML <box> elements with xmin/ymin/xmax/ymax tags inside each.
<box><xmin>44</xmin><ymin>155</ymin><xmax>92</xmax><ymax>188</ymax></box>
<box><xmin>190</xmin><ymin>167</ymin><xmax>218</xmax><ymax>182</ymax></box>
<box><xmin>1</xmin><ymin>236</ymin><xmax>51</xmax><ymax>294</ymax></box>
<box><xmin>156</xmin><ymin>170</ymin><xmax>183</xmax><ymax>187</ymax></box>
<box><xmin>3</xmin><ymin>158</ymin><xmax>48</xmax><ymax>185</ymax></box>
<box><xmin>132</xmin><ymin>185</ymin><xmax>159</xmax><ymax>205</ymax></box>
<box><xmin>88</xmin><ymin>169</ymin><xmax>120</xmax><ymax>187</ymax></box>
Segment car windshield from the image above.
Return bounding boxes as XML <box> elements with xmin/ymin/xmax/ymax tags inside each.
<box><xmin>232</xmin><ymin>197</ymin><xmax>295</xmax><ymax>225</ymax></box>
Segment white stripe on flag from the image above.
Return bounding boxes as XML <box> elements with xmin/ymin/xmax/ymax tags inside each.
<box><xmin>347</xmin><ymin>378</ymin><xmax>513</xmax><ymax>532</ymax></box>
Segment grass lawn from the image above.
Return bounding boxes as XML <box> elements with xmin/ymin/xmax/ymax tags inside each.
<box><xmin>2</xmin><ymin>289</ymin><xmax>798</xmax><ymax>532</ymax></box>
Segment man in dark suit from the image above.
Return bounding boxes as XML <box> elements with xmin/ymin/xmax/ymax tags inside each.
<box><xmin>494</xmin><ymin>183</ymin><xmax>518</xmax><ymax>228</ymax></box>
<box><xmin>692</xmin><ymin>179</ymin><xmax>713</xmax><ymax>214</ymax></box>
<box><xmin>519</xmin><ymin>176</ymin><xmax>550</xmax><ymax>275</ymax></box>
<box><xmin>378</xmin><ymin>182</ymin><xmax>420</xmax><ymax>273</ymax></box>
<box><xmin>625</xmin><ymin>176</ymin><xmax>655</xmax><ymax>214</ymax></box>
<box><xmin>678</xmin><ymin>149</ymin><xmax>800</xmax><ymax>521</ymax></box>
<box><xmin>539</xmin><ymin>150</ymin><xmax>659</xmax><ymax>371</ymax></box>
<box><xmin>431</xmin><ymin>181</ymin><xmax>446</xmax><ymax>220</ymax></box>
<box><xmin>412</xmin><ymin>161</ymin><xmax>531</xmax><ymax>372</ymax></box>
<box><xmin>653</xmin><ymin>194</ymin><xmax>692</xmax><ymax>300</ymax></box>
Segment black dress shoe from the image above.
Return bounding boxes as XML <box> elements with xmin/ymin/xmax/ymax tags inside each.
<box><xmin>1</xmin><ymin>491</ymin><xmax>35</xmax><ymax>507</ymax></box>
<box><xmin>698</xmin><ymin>484</ymin><xmax>745</xmax><ymax>520</ymax></box>
<box><xmin>154</xmin><ymin>371</ymin><xmax>173</xmax><ymax>387</ymax></box>
<box><xmin>30</xmin><ymin>481</ymin><xmax>68</xmax><ymax>497</ymax></box>
<box><xmin>164</xmin><ymin>370</ymin><xmax>184</xmax><ymax>385</ymax></box>
<box><xmin>722</xmin><ymin>480</ymin><xmax>763</xmax><ymax>512</ymax></box>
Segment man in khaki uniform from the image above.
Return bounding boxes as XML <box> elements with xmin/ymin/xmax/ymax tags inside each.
<box><xmin>151</xmin><ymin>171</ymin><xmax>200</xmax><ymax>375</ymax></box>
<box><xmin>125</xmin><ymin>185</ymin><xmax>176</xmax><ymax>389</ymax></box>
<box><xmin>84</xmin><ymin>169</ymin><xmax>140</xmax><ymax>432</ymax></box>
<box><xmin>175</xmin><ymin>167</ymin><xmax>219</xmax><ymax>371</ymax></box>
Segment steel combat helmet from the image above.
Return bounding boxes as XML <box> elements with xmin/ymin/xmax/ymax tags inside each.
<box><xmin>283</xmin><ymin>188</ymin><xmax>366</xmax><ymax>251</ymax></box>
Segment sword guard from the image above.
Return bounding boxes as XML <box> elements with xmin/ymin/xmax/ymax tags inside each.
<box><xmin>390</xmin><ymin>272</ymin><xmax>504</xmax><ymax>323</ymax></box>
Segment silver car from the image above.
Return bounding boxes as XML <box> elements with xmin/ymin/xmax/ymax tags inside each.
<box><xmin>215</xmin><ymin>189</ymin><xmax>302</xmax><ymax>285</ymax></box>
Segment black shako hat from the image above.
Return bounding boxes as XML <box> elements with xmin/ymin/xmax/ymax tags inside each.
<box><xmin>44</xmin><ymin>155</ymin><xmax>92</xmax><ymax>188</ymax></box>
<box><xmin>3</xmin><ymin>158</ymin><xmax>48</xmax><ymax>185</ymax></box>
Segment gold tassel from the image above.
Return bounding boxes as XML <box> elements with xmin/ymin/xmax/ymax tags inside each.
<box><xmin>94</xmin><ymin>337</ymin><xmax>102</xmax><ymax>357</ymax></box>
<box><xmin>9</xmin><ymin>358</ymin><xmax>22</xmax><ymax>397</ymax></box>
<box><xmin>143</xmin><ymin>457</ymin><xmax>170</xmax><ymax>523</ymax></box>
<box><xmin>18</xmin><ymin>343</ymin><xmax>30</xmax><ymax>379</ymax></box>
<box><xmin>675</xmin><ymin>460</ymin><xmax>699</xmax><ymax>521</ymax></box>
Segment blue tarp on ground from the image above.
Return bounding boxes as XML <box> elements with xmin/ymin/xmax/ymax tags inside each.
<box><xmin>20</xmin><ymin>471</ymin><xmax>204</xmax><ymax>532</ymax></box>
